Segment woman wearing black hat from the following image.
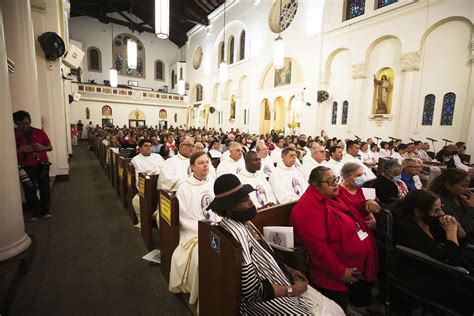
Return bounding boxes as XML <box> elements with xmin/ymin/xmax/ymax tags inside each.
<box><xmin>208</xmin><ymin>174</ymin><xmax>344</xmax><ymax>315</ymax></box>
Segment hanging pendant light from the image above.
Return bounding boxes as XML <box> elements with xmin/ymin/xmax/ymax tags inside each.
<box><xmin>110</xmin><ymin>20</ymin><xmax>118</xmax><ymax>87</ymax></box>
<box><xmin>220</xmin><ymin>1</ymin><xmax>228</xmax><ymax>82</ymax></box>
<box><xmin>155</xmin><ymin>0</ymin><xmax>169</xmax><ymax>39</ymax></box>
<box><xmin>127</xmin><ymin>39</ymin><xmax>137</xmax><ymax>69</ymax></box>
<box><xmin>274</xmin><ymin>0</ymin><xmax>284</xmax><ymax>70</ymax></box>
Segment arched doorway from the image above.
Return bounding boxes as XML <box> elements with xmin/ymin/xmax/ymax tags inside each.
<box><xmin>260</xmin><ymin>99</ymin><xmax>271</xmax><ymax>134</ymax></box>
<box><xmin>159</xmin><ymin>109</ymin><xmax>167</xmax><ymax>129</ymax></box>
<box><xmin>128</xmin><ymin>110</ymin><xmax>146</xmax><ymax>127</ymax></box>
<box><xmin>274</xmin><ymin>97</ymin><xmax>286</xmax><ymax>131</ymax></box>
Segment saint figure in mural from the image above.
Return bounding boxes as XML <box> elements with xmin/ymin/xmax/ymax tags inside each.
<box><xmin>373</xmin><ymin>74</ymin><xmax>392</xmax><ymax>114</ymax></box>
<box><xmin>230</xmin><ymin>95</ymin><xmax>236</xmax><ymax>120</ymax></box>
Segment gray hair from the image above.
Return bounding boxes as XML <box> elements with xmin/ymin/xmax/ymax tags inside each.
<box><xmin>383</xmin><ymin>159</ymin><xmax>401</xmax><ymax>175</ymax></box>
<box><xmin>341</xmin><ymin>162</ymin><xmax>363</xmax><ymax>178</ymax></box>
<box><xmin>310</xmin><ymin>142</ymin><xmax>323</xmax><ymax>154</ymax></box>
<box><xmin>401</xmin><ymin>158</ymin><xmax>417</xmax><ymax>169</ymax></box>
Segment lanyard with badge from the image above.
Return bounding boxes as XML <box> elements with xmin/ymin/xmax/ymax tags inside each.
<box><xmin>342</xmin><ymin>210</ymin><xmax>369</xmax><ymax>241</ymax></box>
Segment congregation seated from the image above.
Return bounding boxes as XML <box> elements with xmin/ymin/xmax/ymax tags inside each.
<box><xmin>158</xmin><ymin>137</ymin><xmax>194</xmax><ymax>191</ymax></box>
<box><xmin>207</xmin><ymin>140</ymin><xmax>222</xmax><ymax>159</ymax></box>
<box><xmin>270</xmin><ymin>137</ymin><xmax>285</xmax><ymax>164</ymax></box>
<box><xmin>414</xmin><ymin>140</ymin><xmax>432</xmax><ymax>162</ymax></box>
<box><xmin>400</xmin><ymin>158</ymin><xmax>423</xmax><ymax>191</ymax></box>
<box><xmin>359</xmin><ymin>142</ymin><xmax>377</xmax><ymax>167</ymax></box>
<box><xmin>391</xmin><ymin>190</ymin><xmax>474</xmax><ymax>315</ymax></box>
<box><xmin>429</xmin><ymin>168</ymin><xmax>474</xmax><ymax>243</ymax></box>
<box><xmin>379</xmin><ymin>141</ymin><xmax>391</xmax><ymax>158</ymax></box>
<box><xmin>374</xmin><ymin>159</ymin><xmax>408</xmax><ymax>205</ymax></box>
<box><xmin>269</xmin><ymin>147</ymin><xmax>307</xmax><ymax>203</ymax></box>
<box><xmin>341</xmin><ymin>140</ymin><xmax>376</xmax><ymax>182</ymax></box>
<box><xmin>169</xmin><ymin>152</ymin><xmax>220</xmax><ymax>304</ymax></box>
<box><xmin>130</xmin><ymin>139</ymin><xmax>164</xmax><ymax>226</ymax></box>
<box><xmin>433</xmin><ymin>148</ymin><xmax>454</xmax><ymax>166</ymax></box>
<box><xmin>255</xmin><ymin>140</ymin><xmax>275</xmax><ymax>179</ymax></box>
<box><xmin>390</xmin><ymin>143</ymin><xmax>407</xmax><ymax>164</ymax></box>
<box><xmin>193</xmin><ymin>142</ymin><xmax>216</xmax><ymax>178</ymax></box>
<box><xmin>159</xmin><ymin>133</ymin><xmax>178</xmax><ymax>159</ymax></box>
<box><xmin>325</xmin><ymin>145</ymin><xmax>344</xmax><ymax>177</ymax></box>
<box><xmin>237</xmin><ymin>151</ymin><xmax>277</xmax><ymax>210</ymax></box>
<box><xmin>301</xmin><ymin>142</ymin><xmax>327</xmax><ymax>181</ymax></box>
<box><xmin>290</xmin><ymin>166</ymin><xmax>379</xmax><ymax>313</ymax></box>
<box><xmin>209</xmin><ymin>174</ymin><xmax>344</xmax><ymax>315</ymax></box>
<box><xmin>446</xmin><ymin>144</ymin><xmax>472</xmax><ymax>172</ymax></box>
<box><xmin>150</xmin><ymin>135</ymin><xmax>162</xmax><ymax>154</ymax></box>
<box><xmin>216</xmin><ymin>142</ymin><xmax>245</xmax><ymax>177</ymax></box>
<box><xmin>370</xmin><ymin>143</ymin><xmax>380</xmax><ymax>164</ymax></box>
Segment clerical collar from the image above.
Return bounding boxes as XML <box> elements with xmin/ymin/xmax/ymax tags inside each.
<box><xmin>240</xmin><ymin>169</ymin><xmax>257</xmax><ymax>178</ymax></box>
<box><xmin>177</xmin><ymin>152</ymin><xmax>188</xmax><ymax>160</ymax></box>
<box><xmin>193</xmin><ymin>175</ymin><xmax>207</xmax><ymax>182</ymax></box>
<box><xmin>278</xmin><ymin>161</ymin><xmax>294</xmax><ymax>170</ymax></box>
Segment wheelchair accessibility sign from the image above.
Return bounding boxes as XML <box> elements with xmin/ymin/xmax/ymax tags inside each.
<box><xmin>210</xmin><ymin>232</ymin><xmax>220</xmax><ymax>255</ymax></box>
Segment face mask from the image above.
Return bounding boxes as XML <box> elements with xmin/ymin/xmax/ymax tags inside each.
<box><xmin>392</xmin><ymin>175</ymin><xmax>402</xmax><ymax>183</ymax></box>
<box><xmin>354</xmin><ymin>176</ymin><xmax>366</xmax><ymax>187</ymax></box>
<box><xmin>229</xmin><ymin>205</ymin><xmax>257</xmax><ymax>222</ymax></box>
<box><xmin>298</xmin><ymin>140</ymin><xmax>307</xmax><ymax>147</ymax></box>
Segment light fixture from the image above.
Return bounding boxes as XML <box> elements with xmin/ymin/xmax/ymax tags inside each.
<box><xmin>219</xmin><ymin>1</ymin><xmax>228</xmax><ymax>82</ymax></box>
<box><xmin>155</xmin><ymin>0</ymin><xmax>169</xmax><ymax>39</ymax></box>
<box><xmin>110</xmin><ymin>20</ymin><xmax>118</xmax><ymax>87</ymax></box>
<box><xmin>127</xmin><ymin>1</ymin><xmax>137</xmax><ymax>69</ymax></box>
<box><xmin>274</xmin><ymin>0</ymin><xmax>284</xmax><ymax>70</ymax></box>
<box><xmin>177</xmin><ymin>47</ymin><xmax>185</xmax><ymax>95</ymax></box>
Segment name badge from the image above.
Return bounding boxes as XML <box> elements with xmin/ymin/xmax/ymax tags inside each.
<box><xmin>357</xmin><ymin>230</ymin><xmax>369</xmax><ymax>241</ymax></box>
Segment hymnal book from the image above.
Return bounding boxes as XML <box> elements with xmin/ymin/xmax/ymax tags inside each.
<box><xmin>263</xmin><ymin>226</ymin><xmax>294</xmax><ymax>251</ymax></box>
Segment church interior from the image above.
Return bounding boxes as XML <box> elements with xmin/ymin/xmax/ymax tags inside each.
<box><xmin>1</xmin><ymin>0</ymin><xmax>474</xmax><ymax>315</ymax></box>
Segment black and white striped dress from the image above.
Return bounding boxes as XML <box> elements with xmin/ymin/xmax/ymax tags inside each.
<box><xmin>220</xmin><ymin>218</ymin><xmax>344</xmax><ymax>315</ymax></box>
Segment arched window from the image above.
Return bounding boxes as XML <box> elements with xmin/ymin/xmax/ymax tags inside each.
<box><xmin>171</xmin><ymin>70</ymin><xmax>175</xmax><ymax>89</ymax></box>
<box><xmin>341</xmin><ymin>101</ymin><xmax>348</xmax><ymax>125</ymax></box>
<box><xmin>239</xmin><ymin>30</ymin><xmax>246</xmax><ymax>61</ymax></box>
<box><xmin>440</xmin><ymin>92</ymin><xmax>456</xmax><ymax>126</ymax></box>
<box><xmin>422</xmin><ymin>94</ymin><xmax>435</xmax><ymax>126</ymax></box>
<box><xmin>376</xmin><ymin>0</ymin><xmax>397</xmax><ymax>9</ymax></box>
<box><xmin>331</xmin><ymin>102</ymin><xmax>338</xmax><ymax>125</ymax></box>
<box><xmin>159</xmin><ymin>109</ymin><xmax>167</xmax><ymax>120</ymax></box>
<box><xmin>196</xmin><ymin>84</ymin><xmax>203</xmax><ymax>102</ymax></box>
<box><xmin>87</xmin><ymin>47</ymin><xmax>102</xmax><ymax>72</ymax></box>
<box><xmin>218</xmin><ymin>41</ymin><xmax>225</xmax><ymax>64</ymax></box>
<box><xmin>112</xmin><ymin>33</ymin><xmax>146</xmax><ymax>78</ymax></box>
<box><xmin>228</xmin><ymin>36</ymin><xmax>235</xmax><ymax>64</ymax></box>
<box><xmin>155</xmin><ymin>60</ymin><xmax>165</xmax><ymax>81</ymax></box>
<box><xmin>344</xmin><ymin>0</ymin><xmax>365</xmax><ymax>20</ymax></box>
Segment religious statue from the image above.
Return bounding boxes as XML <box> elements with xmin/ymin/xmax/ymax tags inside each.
<box><xmin>373</xmin><ymin>74</ymin><xmax>392</xmax><ymax>114</ymax></box>
<box><xmin>86</xmin><ymin>107</ymin><xmax>90</xmax><ymax>119</ymax></box>
<box><xmin>230</xmin><ymin>95</ymin><xmax>236</xmax><ymax>120</ymax></box>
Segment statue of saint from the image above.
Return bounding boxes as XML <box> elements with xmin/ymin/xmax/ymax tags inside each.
<box><xmin>373</xmin><ymin>74</ymin><xmax>392</xmax><ymax>114</ymax></box>
<box><xmin>230</xmin><ymin>95</ymin><xmax>236</xmax><ymax>120</ymax></box>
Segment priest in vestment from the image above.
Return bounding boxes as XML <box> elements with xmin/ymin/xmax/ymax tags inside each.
<box><xmin>302</xmin><ymin>143</ymin><xmax>327</xmax><ymax>181</ymax></box>
<box><xmin>256</xmin><ymin>141</ymin><xmax>275</xmax><ymax>179</ymax></box>
<box><xmin>216</xmin><ymin>142</ymin><xmax>245</xmax><ymax>177</ymax></box>
<box><xmin>325</xmin><ymin>146</ymin><xmax>344</xmax><ymax>178</ymax></box>
<box><xmin>158</xmin><ymin>137</ymin><xmax>195</xmax><ymax>191</ymax></box>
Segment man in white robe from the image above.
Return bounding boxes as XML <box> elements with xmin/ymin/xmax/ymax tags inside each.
<box><xmin>269</xmin><ymin>147</ymin><xmax>307</xmax><ymax>204</ymax></box>
<box><xmin>302</xmin><ymin>143</ymin><xmax>327</xmax><ymax>181</ymax></box>
<box><xmin>391</xmin><ymin>144</ymin><xmax>408</xmax><ymax>164</ymax></box>
<box><xmin>169</xmin><ymin>152</ymin><xmax>220</xmax><ymax>305</ymax></box>
<box><xmin>238</xmin><ymin>151</ymin><xmax>277</xmax><ymax>209</ymax></box>
<box><xmin>270</xmin><ymin>137</ymin><xmax>285</xmax><ymax>164</ymax></box>
<box><xmin>130</xmin><ymin>139</ymin><xmax>165</xmax><ymax>227</ymax></box>
<box><xmin>325</xmin><ymin>145</ymin><xmax>344</xmax><ymax>177</ymax></box>
<box><xmin>256</xmin><ymin>140</ymin><xmax>275</xmax><ymax>179</ymax></box>
<box><xmin>216</xmin><ymin>142</ymin><xmax>245</xmax><ymax>177</ymax></box>
<box><xmin>341</xmin><ymin>140</ymin><xmax>376</xmax><ymax>182</ymax></box>
<box><xmin>158</xmin><ymin>137</ymin><xmax>195</xmax><ymax>191</ymax></box>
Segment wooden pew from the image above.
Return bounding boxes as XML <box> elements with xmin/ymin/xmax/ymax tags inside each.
<box><xmin>199</xmin><ymin>202</ymin><xmax>297</xmax><ymax>315</ymax></box>
<box><xmin>158</xmin><ymin>190</ymin><xmax>180</xmax><ymax>283</ymax></box>
<box><xmin>459</xmin><ymin>153</ymin><xmax>471</xmax><ymax>165</ymax></box>
<box><xmin>138</xmin><ymin>173</ymin><xmax>159</xmax><ymax>250</ymax></box>
<box><xmin>125</xmin><ymin>162</ymin><xmax>138</xmax><ymax>225</ymax></box>
<box><xmin>118</xmin><ymin>157</ymin><xmax>131</xmax><ymax>208</ymax></box>
<box><xmin>111</xmin><ymin>151</ymin><xmax>120</xmax><ymax>195</ymax></box>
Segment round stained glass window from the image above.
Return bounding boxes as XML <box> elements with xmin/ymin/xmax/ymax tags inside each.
<box><xmin>269</xmin><ymin>0</ymin><xmax>298</xmax><ymax>34</ymax></box>
<box><xmin>193</xmin><ymin>46</ymin><xmax>203</xmax><ymax>70</ymax></box>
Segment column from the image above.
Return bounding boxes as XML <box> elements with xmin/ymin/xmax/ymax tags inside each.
<box><xmin>0</xmin><ymin>5</ymin><xmax>32</xmax><ymax>261</ymax></box>
<box><xmin>2</xmin><ymin>0</ymin><xmax>42</xmax><ymax>128</ymax></box>
<box><xmin>349</xmin><ymin>63</ymin><xmax>367</xmax><ymax>136</ymax></box>
<box><xmin>397</xmin><ymin>52</ymin><xmax>422</xmax><ymax>140</ymax></box>
<box><xmin>461</xmin><ymin>38</ymin><xmax>474</xmax><ymax>155</ymax></box>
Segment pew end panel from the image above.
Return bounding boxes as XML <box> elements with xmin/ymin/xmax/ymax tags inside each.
<box><xmin>158</xmin><ymin>190</ymin><xmax>180</xmax><ymax>283</ymax></box>
<box><xmin>125</xmin><ymin>162</ymin><xmax>138</xmax><ymax>225</ymax></box>
<box><xmin>139</xmin><ymin>174</ymin><xmax>159</xmax><ymax>250</ymax></box>
<box><xmin>118</xmin><ymin>157</ymin><xmax>130</xmax><ymax>209</ymax></box>
<box><xmin>198</xmin><ymin>221</ymin><xmax>242</xmax><ymax>316</ymax></box>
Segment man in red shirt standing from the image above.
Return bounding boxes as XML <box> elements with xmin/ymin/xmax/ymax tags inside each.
<box><xmin>13</xmin><ymin>111</ymin><xmax>53</xmax><ymax>222</ymax></box>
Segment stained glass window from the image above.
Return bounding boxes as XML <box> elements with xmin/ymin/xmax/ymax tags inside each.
<box><xmin>331</xmin><ymin>102</ymin><xmax>338</xmax><ymax>125</ymax></box>
<box><xmin>341</xmin><ymin>101</ymin><xmax>348</xmax><ymax>125</ymax></box>
<box><xmin>112</xmin><ymin>33</ymin><xmax>145</xmax><ymax>78</ymax></box>
<box><xmin>279</xmin><ymin>0</ymin><xmax>298</xmax><ymax>32</ymax></box>
<box><xmin>228</xmin><ymin>36</ymin><xmax>235</xmax><ymax>64</ymax></box>
<box><xmin>218</xmin><ymin>41</ymin><xmax>225</xmax><ymax>64</ymax></box>
<box><xmin>239</xmin><ymin>31</ymin><xmax>246</xmax><ymax>61</ymax></box>
<box><xmin>376</xmin><ymin>0</ymin><xmax>397</xmax><ymax>9</ymax></box>
<box><xmin>87</xmin><ymin>47</ymin><xmax>101</xmax><ymax>72</ymax></box>
<box><xmin>171</xmin><ymin>70</ymin><xmax>175</xmax><ymax>89</ymax></box>
<box><xmin>155</xmin><ymin>60</ymin><xmax>164</xmax><ymax>81</ymax></box>
<box><xmin>421</xmin><ymin>94</ymin><xmax>435</xmax><ymax>126</ymax></box>
<box><xmin>345</xmin><ymin>0</ymin><xmax>365</xmax><ymax>20</ymax></box>
<box><xmin>440</xmin><ymin>92</ymin><xmax>456</xmax><ymax>126</ymax></box>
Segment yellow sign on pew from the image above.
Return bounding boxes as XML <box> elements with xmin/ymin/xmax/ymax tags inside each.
<box><xmin>160</xmin><ymin>195</ymin><xmax>172</xmax><ymax>226</ymax></box>
<box><xmin>139</xmin><ymin>177</ymin><xmax>145</xmax><ymax>197</ymax></box>
<box><xmin>127</xmin><ymin>173</ymin><xmax>132</xmax><ymax>188</ymax></box>
<box><xmin>118</xmin><ymin>166</ymin><xmax>123</xmax><ymax>179</ymax></box>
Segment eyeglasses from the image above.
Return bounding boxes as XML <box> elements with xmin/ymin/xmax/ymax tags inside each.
<box><xmin>319</xmin><ymin>176</ymin><xmax>340</xmax><ymax>186</ymax></box>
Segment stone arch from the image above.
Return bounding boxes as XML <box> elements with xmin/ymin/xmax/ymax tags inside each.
<box><xmin>128</xmin><ymin>110</ymin><xmax>145</xmax><ymax>120</ymax></box>
<box><xmin>323</xmin><ymin>48</ymin><xmax>349</xmax><ymax>84</ymax></box>
<box><xmin>222</xmin><ymin>79</ymin><xmax>233</xmax><ymax>100</ymax></box>
<box><xmin>419</xmin><ymin>16</ymin><xmax>472</xmax><ymax>53</ymax></box>
<box><xmin>258</xmin><ymin>56</ymin><xmax>304</xmax><ymax>90</ymax></box>
<box><xmin>273</xmin><ymin>96</ymin><xmax>286</xmax><ymax>131</ymax></box>
<box><xmin>190</xmin><ymin>84</ymin><xmax>204</xmax><ymax>102</ymax></box>
<box><xmin>236</xmin><ymin>75</ymin><xmax>248</xmax><ymax>98</ymax></box>
<box><xmin>212</xmin><ymin>20</ymin><xmax>250</xmax><ymax>69</ymax></box>
<box><xmin>260</xmin><ymin>98</ymin><xmax>271</xmax><ymax>134</ymax></box>
<box><xmin>365</xmin><ymin>35</ymin><xmax>401</xmax><ymax>65</ymax></box>
<box><xmin>212</xmin><ymin>82</ymin><xmax>220</xmax><ymax>102</ymax></box>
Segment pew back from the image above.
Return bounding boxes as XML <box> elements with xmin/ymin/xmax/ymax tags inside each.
<box><xmin>158</xmin><ymin>190</ymin><xmax>180</xmax><ymax>283</ymax></box>
<box><xmin>138</xmin><ymin>173</ymin><xmax>159</xmax><ymax>250</ymax></box>
<box><xmin>125</xmin><ymin>162</ymin><xmax>138</xmax><ymax>224</ymax></box>
<box><xmin>198</xmin><ymin>221</ymin><xmax>242</xmax><ymax>316</ymax></box>
<box><xmin>118</xmin><ymin>157</ymin><xmax>130</xmax><ymax>208</ymax></box>
<box><xmin>251</xmin><ymin>202</ymin><xmax>296</xmax><ymax>233</ymax></box>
